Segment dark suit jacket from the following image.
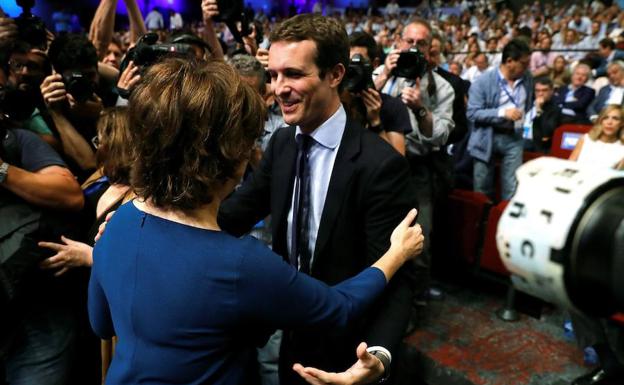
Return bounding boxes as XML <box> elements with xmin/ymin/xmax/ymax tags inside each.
<box><xmin>553</xmin><ymin>85</ymin><xmax>595</xmax><ymax>122</ymax></box>
<box><xmin>595</xmin><ymin>50</ymin><xmax>624</xmax><ymax>78</ymax></box>
<box><xmin>587</xmin><ymin>85</ymin><xmax>624</xmax><ymax>118</ymax></box>
<box><xmin>532</xmin><ymin>99</ymin><xmax>560</xmax><ymax>152</ymax></box>
<box><xmin>218</xmin><ymin>116</ymin><xmax>417</xmax><ymax>383</ymax></box>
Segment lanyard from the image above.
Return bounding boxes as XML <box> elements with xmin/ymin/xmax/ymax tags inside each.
<box><xmin>498</xmin><ymin>72</ymin><xmax>521</xmax><ymax>108</ymax></box>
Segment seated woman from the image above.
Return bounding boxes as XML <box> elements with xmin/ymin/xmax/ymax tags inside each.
<box><xmin>569</xmin><ymin>104</ymin><xmax>624</xmax><ymax>169</ymax></box>
<box><xmin>87</xmin><ymin>58</ymin><xmax>424</xmax><ymax>385</ymax></box>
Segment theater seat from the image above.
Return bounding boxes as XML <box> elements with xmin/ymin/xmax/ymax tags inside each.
<box><xmin>479</xmin><ymin>200</ymin><xmax>510</xmax><ymax>276</ymax></box>
<box><xmin>550</xmin><ymin>124</ymin><xmax>592</xmax><ymax>159</ymax></box>
<box><xmin>442</xmin><ymin>189</ymin><xmax>492</xmax><ymax>265</ymax></box>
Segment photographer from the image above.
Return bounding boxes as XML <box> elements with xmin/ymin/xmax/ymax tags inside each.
<box><xmin>5</xmin><ymin>41</ymin><xmax>60</xmax><ymax>149</ymax></box>
<box><xmin>347</xmin><ymin>31</ymin><xmax>411</xmax><ymax>155</ymax></box>
<box><xmin>372</xmin><ymin>19</ymin><xmax>455</xmax><ymax>313</ymax></box>
<box><xmin>0</xmin><ymin>64</ymin><xmax>84</xmax><ymax>385</ymax></box>
<box><xmin>41</xmin><ymin>33</ymin><xmax>118</xmax><ymax>180</ymax></box>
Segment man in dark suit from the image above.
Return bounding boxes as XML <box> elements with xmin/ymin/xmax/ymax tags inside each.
<box><xmin>524</xmin><ymin>77</ymin><xmax>560</xmax><ymax>152</ymax></box>
<box><xmin>588</xmin><ymin>60</ymin><xmax>624</xmax><ymax>121</ymax></box>
<box><xmin>553</xmin><ymin>63</ymin><xmax>595</xmax><ymax>124</ymax></box>
<box><xmin>593</xmin><ymin>38</ymin><xmax>624</xmax><ymax>78</ymax></box>
<box><xmin>218</xmin><ymin>14</ymin><xmax>418</xmax><ymax>385</ymax></box>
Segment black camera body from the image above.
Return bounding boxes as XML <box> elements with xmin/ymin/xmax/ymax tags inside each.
<box><xmin>393</xmin><ymin>48</ymin><xmax>428</xmax><ymax>79</ymax></box>
<box><xmin>343</xmin><ymin>54</ymin><xmax>375</xmax><ymax>93</ymax></box>
<box><xmin>63</xmin><ymin>72</ymin><xmax>94</xmax><ymax>104</ymax></box>
<box><xmin>213</xmin><ymin>0</ymin><xmax>250</xmax><ymax>44</ymax></box>
<box><xmin>14</xmin><ymin>0</ymin><xmax>47</xmax><ymax>49</ymax></box>
<box><xmin>119</xmin><ymin>33</ymin><xmax>195</xmax><ymax>73</ymax></box>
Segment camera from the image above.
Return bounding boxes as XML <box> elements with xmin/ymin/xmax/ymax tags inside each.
<box><xmin>13</xmin><ymin>0</ymin><xmax>47</xmax><ymax>49</ymax></box>
<box><xmin>393</xmin><ymin>47</ymin><xmax>428</xmax><ymax>79</ymax></box>
<box><xmin>497</xmin><ymin>157</ymin><xmax>624</xmax><ymax>317</ymax></box>
<box><xmin>343</xmin><ymin>54</ymin><xmax>375</xmax><ymax>93</ymax></box>
<box><xmin>213</xmin><ymin>0</ymin><xmax>250</xmax><ymax>44</ymax></box>
<box><xmin>119</xmin><ymin>33</ymin><xmax>196</xmax><ymax>73</ymax></box>
<box><xmin>63</xmin><ymin>72</ymin><xmax>95</xmax><ymax>104</ymax></box>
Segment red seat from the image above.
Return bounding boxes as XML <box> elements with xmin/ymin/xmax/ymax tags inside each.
<box><xmin>444</xmin><ymin>189</ymin><xmax>492</xmax><ymax>265</ymax></box>
<box><xmin>479</xmin><ymin>200</ymin><xmax>510</xmax><ymax>276</ymax></box>
<box><xmin>550</xmin><ymin>124</ymin><xmax>592</xmax><ymax>159</ymax></box>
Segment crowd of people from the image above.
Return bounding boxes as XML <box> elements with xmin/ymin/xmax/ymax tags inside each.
<box><xmin>0</xmin><ymin>0</ymin><xmax>623</xmax><ymax>384</ymax></box>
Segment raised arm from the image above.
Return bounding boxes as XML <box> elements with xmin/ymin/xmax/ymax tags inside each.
<box><xmin>89</xmin><ymin>0</ymin><xmax>118</xmax><ymax>60</ymax></box>
<box><xmin>123</xmin><ymin>0</ymin><xmax>146</xmax><ymax>45</ymax></box>
<box><xmin>201</xmin><ymin>0</ymin><xmax>225</xmax><ymax>60</ymax></box>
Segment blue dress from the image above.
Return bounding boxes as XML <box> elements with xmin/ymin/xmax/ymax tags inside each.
<box><xmin>88</xmin><ymin>202</ymin><xmax>386</xmax><ymax>385</ymax></box>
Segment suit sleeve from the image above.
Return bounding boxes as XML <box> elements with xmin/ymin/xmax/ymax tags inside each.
<box><xmin>563</xmin><ymin>88</ymin><xmax>595</xmax><ymax>114</ymax></box>
<box><xmin>360</xmin><ymin>151</ymin><xmax>417</xmax><ymax>357</ymax></box>
<box><xmin>217</xmin><ymin>131</ymin><xmax>276</xmax><ymax>236</ymax></box>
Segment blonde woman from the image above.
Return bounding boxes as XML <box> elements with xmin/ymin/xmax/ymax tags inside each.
<box><xmin>569</xmin><ymin>105</ymin><xmax>624</xmax><ymax>169</ymax></box>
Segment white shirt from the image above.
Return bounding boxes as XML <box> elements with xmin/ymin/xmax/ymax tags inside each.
<box><xmin>607</xmin><ymin>86</ymin><xmax>624</xmax><ymax>105</ymax></box>
<box><xmin>577</xmin><ymin>134</ymin><xmax>624</xmax><ymax>168</ymax></box>
<box><xmin>287</xmin><ymin>105</ymin><xmax>345</xmax><ymax>268</ymax></box>
<box><xmin>145</xmin><ymin>10</ymin><xmax>164</xmax><ymax>30</ymax></box>
<box><xmin>170</xmin><ymin>13</ymin><xmax>183</xmax><ymax>30</ymax></box>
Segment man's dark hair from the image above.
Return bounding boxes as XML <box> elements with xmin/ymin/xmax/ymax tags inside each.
<box><xmin>502</xmin><ymin>38</ymin><xmax>530</xmax><ymax>63</ymax></box>
<box><xmin>349</xmin><ymin>31</ymin><xmax>379</xmax><ymax>60</ymax></box>
<box><xmin>534</xmin><ymin>76</ymin><xmax>553</xmax><ymax>88</ymax></box>
<box><xmin>599</xmin><ymin>38</ymin><xmax>615</xmax><ymax>50</ymax></box>
<box><xmin>270</xmin><ymin>14</ymin><xmax>349</xmax><ymax>78</ymax></box>
<box><xmin>48</xmin><ymin>34</ymin><xmax>98</xmax><ymax>74</ymax></box>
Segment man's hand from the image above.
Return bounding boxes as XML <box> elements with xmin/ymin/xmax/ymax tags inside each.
<box><xmin>293</xmin><ymin>342</ymin><xmax>384</xmax><ymax>385</ymax></box>
<box><xmin>201</xmin><ymin>0</ymin><xmax>219</xmax><ymax>21</ymax></box>
<box><xmin>256</xmin><ymin>48</ymin><xmax>269</xmax><ymax>68</ymax></box>
<box><xmin>382</xmin><ymin>49</ymin><xmax>401</xmax><ymax>76</ymax></box>
<box><xmin>39</xmin><ymin>236</ymin><xmax>93</xmax><ymax>276</ymax></box>
<box><xmin>117</xmin><ymin>60</ymin><xmax>141</xmax><ymax>94</ymax></box>
<box><xmin>40</xmin><ymin>74</ymin><xmax>68</xmax><ymax>110</ymax></box>
<box><xmin>0</xmin><ymin>16</ymin><xmax>17</xmax><ymax>47</ymax></box>
<box><xmin>94</xmin><ymin>211</ymin><xmax>115</xmax><ymax>243</ymax></box>
<box><xmin>504</xmin><ymin>107</ymin><xmax>523</xmax><ymax>121</ymax></box>
<box><xmin>360</xmin><ymin>88</ymin><xmax>382</xmax><ymax>127</ymax></box>
<box><xmin>400</xmin><ymin>78</ymin><xmax>423</xmax><ymax>111</ymax></box>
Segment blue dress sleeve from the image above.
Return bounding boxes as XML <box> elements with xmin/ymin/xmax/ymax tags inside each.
<box><xmin>235</xmin><ymin>239</ymin><xmax>387</xmax><ymax>330</ymax></box>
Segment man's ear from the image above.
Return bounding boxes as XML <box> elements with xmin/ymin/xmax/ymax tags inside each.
<box><xmin>327</xmin><ymin>63</ymin><xmax>346</xmax><ymax>89</ymax></box>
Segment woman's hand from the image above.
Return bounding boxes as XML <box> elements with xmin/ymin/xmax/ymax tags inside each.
<box><xmin>39</xmin><ymin>236</ymin><xmax>94</xmax><ymax>276</ymax></box>
<box><xmin>389</xmin><ymin>208</ymin><xmax>423</xmax><ymax>263</ymax></box>
<box><xmin>117</xmin><ymin>60</ymin><xmax>141</xmax><ymax>94</ymax></box>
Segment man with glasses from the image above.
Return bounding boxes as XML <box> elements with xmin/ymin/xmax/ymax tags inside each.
<box><xmin>373</xmin><ymin>18</ymin><xmax>455</xmax><ymax>326</ymax></box>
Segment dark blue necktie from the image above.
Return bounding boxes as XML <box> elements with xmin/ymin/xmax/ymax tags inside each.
<box><xmin>290</xmin><ymin>134</ymin><xmax>313</xmax><ymax>274</ymax></box>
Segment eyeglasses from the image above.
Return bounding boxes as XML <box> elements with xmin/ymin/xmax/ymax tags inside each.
<box><xmin>401</xmin><ymin>37</ymin><xmax>430</xmax><ymax>50</ymax></box>
<box><xmin>91</xmin><ymin>135</ymin><xmax>100</xmax><ymax>149</ymax></box>
<box><xmin>8</xmin><ymin>60</ymin><xmax>43</xmax><ymax>73</ymax></box>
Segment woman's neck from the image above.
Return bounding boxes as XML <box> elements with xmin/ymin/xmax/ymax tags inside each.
<box><xmin>599</xmin><ymin>133</ymin><xmax>619</xmax><ymax>143</ymax></box>
<box><xmin>134</xmin><ymin>198</ymin><xmax>221</xmax><ymax>231</ymax></box>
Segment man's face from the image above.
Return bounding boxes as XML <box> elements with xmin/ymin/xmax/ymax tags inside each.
<box><xmin>103</xmin><ymin>42</ymin><xmax>123</xmax><ymax>69</ymax></box>
<box><xmin>607</xmin><ymin>65</ymin><xmax>624</xmax><ymax>86</ymax></box>
<box><xmin>534</xmin><ymin>82</ymin><xmax>553</xmax><ymax>101</ymax></box>
<box><xmin>598</xmin><ymin>44</ymin><xmax>610</xmax><ymax>58</ymax></box>
<box><xmin>591</xmin><ymin>22</ymin><xmax>600</xmax><ymax>35</ymax></box>
<box><xmin>571</xmin><ymin>66</ymin><xmax>589</xmax><ymax>87</ymax></box>
<box><xmin>541</xmin><ymin>37</ymin><xmax>552</xmax><ymax>50</ymax></box>
<box><xmin>506</xmin><ymin>54</ymin><xmax>530</xmax><ymax>79</ymax></box>
<box><xmin>268</xmin><ymin>40</ymin><xmax>343</xmax><ymax>133</ymax></box>
<box><xmin>429</xmin><ymin>38</ymin><xmax>441</xmax><ymax>67</ymax></box>
<box><xmin>448</xmin><ymin>63</ymin><xmax>461</xmax><ymax>76</ymax></box>
<box><xmin>398</xmin><ymin>23</ymin><xmax>430</xmax><ymax>62</ymax></box>
<box><xmin>8</xmin><ymin>52</ymin><xmax>47</xmax><ymax>92</ymax></box>
<box><xmin>475</xmin><ymin>54</ymin><xmax>488</xmax><ymax>71</ymax></box>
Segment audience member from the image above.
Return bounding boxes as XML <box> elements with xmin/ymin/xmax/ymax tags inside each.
<box><xmin>553</xmin><ymin>63</ymin><xmax>595</xmax><ymax>124</ymax></box>
<box><xmin>467</xmin><ymin>38</ymin><xmax>533</xmax><ymax>201</ymax></box>
<box><xmin>523</xmin><ymin>76</ymin><xmax>560</xmax><ymax>152</ymax></box>
<box><xmin>587</xmin><ymin>60</ymin><xmax>624</xmax><ymax>122</ymax></box>
<box><xmin>550</xmin><ymin>55</ymin><xmax>572</xmax><ymax>88</ymax></box>
<box><xmin>569</xmin><ymin>104</ymin><xmax>624</xmax><ymax>169</ymax></box>
<box><xmin>594</xmin><ymin>38</ymin><xmax>624</xmax><ymax>78</ymax></box>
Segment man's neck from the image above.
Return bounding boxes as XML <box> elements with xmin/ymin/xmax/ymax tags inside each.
<box><xmin>499</xmin><ymin>64</ymin><xmax>518</xmax><ymax>83</ymax></box>
<box><xmin>299</xmin><ymin>97</ymin><xmax>342</xmax><ymax>135</ymax></box>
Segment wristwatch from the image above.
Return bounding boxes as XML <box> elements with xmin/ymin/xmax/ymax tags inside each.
<box><xmin>0</xmin><ymin>161</ymin><xmax>9</xmax><ymax>184</ymax></box>
<box><xmin>367</xmin><ymin>346</ymin><xmax>392</xmax><ymax>383</ymax></box>
<box><xmin>414</xmin><ymin>107</ymin><xmax>428</xmax><ymax>120</ymax></box>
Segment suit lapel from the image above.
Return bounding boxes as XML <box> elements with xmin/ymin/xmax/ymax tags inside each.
<box><xmin>273</xmin><ymin>127</ymin><xmax>297</xmax><ymax>252</ymax></box>
<box><xmin>313</xmin><ymin>118</ymin><xmax>361</xmax><ymax>266</ymax></box>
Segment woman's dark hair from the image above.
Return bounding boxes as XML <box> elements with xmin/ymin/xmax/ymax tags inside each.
<box><xmin>96</xmin><ymin>107</ymin><xmax>132</xmax><ymax>185</ymax></box>
<box><xmin>128</xmin><ymin>58</ymin><xmax>265</xmax><ymax>210</ymax></box>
